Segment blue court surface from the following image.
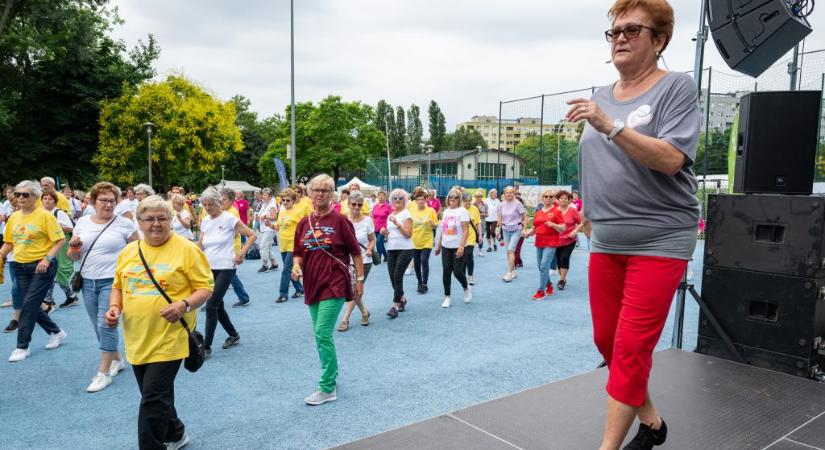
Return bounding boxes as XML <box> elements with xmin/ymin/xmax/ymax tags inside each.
<box><xmin>0</xmin><ymin>239</ymin><xmax>704</xmax><ymax>450</ymax></box>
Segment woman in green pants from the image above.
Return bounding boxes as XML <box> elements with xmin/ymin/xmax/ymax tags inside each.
<box><xmin>292</xmin><ymin>173</ymin><xmax>364</xmax><ymax>406</ymax></box>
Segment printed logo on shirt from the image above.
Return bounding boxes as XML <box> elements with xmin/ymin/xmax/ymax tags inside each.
<box><xmin>442</xmin><ymin>216</ymin><xmax>459</xmax><ymax>236</ymax></box>
<box><xmin>12</xmin><ymin>224</ymin><xmax>38</xmax><ymax>246</ymax></box>
<box><xmin>124</xmin><ymin>263</ymin><xmax>172</xmax><ymax>296</ymax></box>
<box><xmin>626</xmin><ymin>104</ymin><xmax>653</xmax><ymax>129</ymax></box>
<box><xmin>303</xmin><ymin>226</ymin><xmax>334</xmax><ymax>251</ymax></box>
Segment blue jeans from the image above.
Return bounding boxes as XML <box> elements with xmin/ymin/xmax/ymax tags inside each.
<box><xmin>375</xmin><ymin>232</ymin><xmax>387</xmax><ymax>260</ymax></box>
<box><xmin>536</xmin><ymin>247</ymin><xmax>557</xmax><ymax>291</ymax></box>
<box><xmin>502</xmin><ymin>228</ymin><xmax>522</xmax><ymax>252</ymax></box>
<box><xmin>8</xmin><ymin>261</ymin><xmax>22</xmax><ymax>309</ymax></box>
<box><xmin>81</xmin><ymin>278</ymin><xmax>118</xmax><ymax>352</ymax></box>
<box><xmin>12</xmin><ymin>261</ymin><xmax>61</xmax><ymax>350</ymax></box>
<box><xmin>231</xmin><ymin>274</ymin><xmax>250</xmax><ymax>302</ymax></box>
<box><xmin>279</xmin><ymin>252</ymin><xmax>304</xmax><ymax>297</ymax></box>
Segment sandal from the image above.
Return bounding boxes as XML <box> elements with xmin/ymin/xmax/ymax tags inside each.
<box><xmin>337</xmin><ymin>321</ymin><xmax>349</xmax><ymax>332</ymax></box>
<box><xmin>361</xmin><ymin>311</ymin><xmax>370</xmax><ymax>326</ymax></box>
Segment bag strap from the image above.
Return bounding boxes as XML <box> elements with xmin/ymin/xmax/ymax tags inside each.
<box><xmin>77</xmin><ymin>217</ymin><xmax>117</xmax><ymax>275</ymax></box>
<box><xmin>137</xmin><ymin>241</ymin><xmax>192</xmax><ymax>334</ymax></box>
<box><xmin>308</xmin><ymin>214</ymin><xmax>355</xmax><ymax>277</ymax></box>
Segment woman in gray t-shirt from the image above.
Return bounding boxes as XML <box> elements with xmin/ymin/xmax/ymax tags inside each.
<box><xmin>564</xmin><ymin>0</ymin><xmax>700</xmax><ymax>448</ymax></box>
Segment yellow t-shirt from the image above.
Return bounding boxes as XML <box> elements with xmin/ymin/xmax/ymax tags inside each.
<box><xmin>277</xmin><ymin>206</ymin><xmax>305</xmax><ymax>253</ymax></box>
<box><xmin>296</xmin><ymin>197</ymin><xmax>313</xmax><ymax>217</ymax></box>
<box><xmin>409</xmin><ymin>206</ymin><xmax>437</xmax><ymax>249</ymax></box>
<box><xmin>226</xmin><ymin>207</ymin><xmax>241</xmax><ymax>251</ymax></box>
<box><xmin>36</xmin><ymin>191</ymin><xmax>71</xmax><ymax>215</ymax></box>
<box><xmin>340</xmin><ymin>201</ymin><xmax>371</xmax><ymax>217</ymax></box>
<box><xmin>465</xmin><ymin>205</ymin><xmax>481</xmax><ymax>247</ymax></box>
<box><xmin>3</xmin><ymin>208</ymin><xmax>65</xmax><ymax>263</ymax></box>
<box><xmin>113</xmin><ymin>234</ymin><xmax>214</xmax><ymax>365</ymax></box>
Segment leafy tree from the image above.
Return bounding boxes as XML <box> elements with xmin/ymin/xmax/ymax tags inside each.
<box><xmin>259</xmin><ymin>95</ymin><xmax>385</xmax><ymax>184</ymax></box>
<box><xmin>695</xmin><ymin>128</ymin><xmax>731</xmax><ymax>175</ymax></box>
<box><xmin>428</xmin><ymin>100</ymin><xmax>447</xmax><ymax>150</ymax></box>
<box><xmin>406</xmin><ymin>103</ymin><xmax>423</xmax><ymax>153</ymax></box>
<box><xmin>515</xmin><ymin>134</ymin><xmax>579</xmax><ymax>184</ymax></box>
<box><xmin>385</xmin><ymin>107</ymin><xmax>398</xmax><ymax>157</ymax></box>
<box><xmin>817</xmin><ymin>142</ymin><xmax>825</xmax><ymax>182</ymax></box>
<box><xmin>394</xmin><ymin>106</ymin><xmax>407</xmax><ymax>156</ymax></box>
<box><xmin>446</xmin><ymin>126</ymin><xmax>486</xmax><ymax>151</ymax></box>
<box><xmin>222</xmin><ymin>94</ymin><xmax>284</xmax><ymax>187</ymax></box>
<box><xmin>95</xmin><ymin>75</ymin><xmax>243</xmax><ymax>192</ymax></box>
<box><xmin>0</xmin><ymin>0</ymin><xmax>159</xmax><ymax>188</ymax></box>
<box><xmin>375</xmin><ymin>100</ymin><xmax>392</xmax><ymax>135</ymax></box>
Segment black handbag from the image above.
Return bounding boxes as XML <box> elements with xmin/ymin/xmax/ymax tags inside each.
<box><xmin>71</xmin><ymin>217</ymin><xmax>116</xmax><ymax>292</ymax></box>
<box><xmin>137</xmin><ymin>242</ymin><xmax>205</xmax><ymax>373</ymax></box>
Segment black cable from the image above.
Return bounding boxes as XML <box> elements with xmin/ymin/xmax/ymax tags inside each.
<box><xmin>786</xmin><ymin>0</ymin><xmax>815</xmax><ymax>18</ymax></box>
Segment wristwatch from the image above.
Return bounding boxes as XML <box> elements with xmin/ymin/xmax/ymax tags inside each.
<box><xmin>45</xmin><ymin>255</ymin><xmax>55</xmax><ymax>262</ymax></box>
<box><xmin>607</xmin><ymin>119</ymin><xmax>625</xmax><ymax>142</ymax></box>
<box><xmin>182</xmin><ymin>299</ymin><xmax>192</xmax><ymax>312</ymax></box>
<box><xmin>356</xmin><ymin>276</ymin><xmax>365</xmax><ymax>282</ymax></box>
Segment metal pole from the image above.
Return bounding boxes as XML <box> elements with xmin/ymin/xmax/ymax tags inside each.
<box><xmin>539</xmin><ymin>95</ymin><xmax>545</xmax><ymax>184</ymax></box>
<box><xmin>789</xmin><ymin>44</ymin><xmax>800</xmax><ymax>91</ymax></box>
<box><xmin>289</xmin><ymin>0</ymin><xmax>297</xmax><ymax>185</ymax></box>
<box><xmin>702</xmin><ymin>67</ymin><xmax>712</xmax><ymax>190</ymax></box>
<box><xmin>147</xmin><ymin>129</ymin><xmax>152</xmax><ymax>188</ymax></box>
<box><xmin>385</xmin><ymin>114</ymin><xmax>392</xmax><ymax>190</ymax></box>
<box><xmin>692</xmin><ymin>0</ymin><xmax>709</xmax><ymax>89</ymax></box>
<box><xmin>497</xmin><ymin>101</ymin><xmax>502</xmax><ymax>190</ymax></box>
<box><xmin>557</xmin><ymin>121</ymin><xmax>562</xmax><ymax>185</ymax></box>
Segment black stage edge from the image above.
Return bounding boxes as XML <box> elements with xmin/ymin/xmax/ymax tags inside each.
<box><xmin>333</xmin><ymin>349</ymin><xmax>825</xmax><ymax>450</ymax></box>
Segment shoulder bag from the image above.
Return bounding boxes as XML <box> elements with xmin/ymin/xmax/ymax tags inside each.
<box><xmin>137</xmin><ymin>241</ymin><xmax>205</xmax><ymax>373</ymax></box>
<box><xmin>70</xmin><ymin>217</ymin><xmax>115</xmax><ymax>292</ymax></box>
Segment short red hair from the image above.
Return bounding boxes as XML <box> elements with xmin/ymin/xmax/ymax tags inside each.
<box><xmin>608</xmin><ymin>0</ymin><xmax>674</xmax><ymax>54</ymax></box>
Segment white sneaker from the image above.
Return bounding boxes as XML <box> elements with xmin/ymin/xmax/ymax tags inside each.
<box><xmin>468</xmin><ymin>275</ymin><xmax>474</xmax><ymax>285</ymax></box>
<box><xmin>45</xmin><ymin>329</ymin><xmax>67</xmax><ymax>350</ymax></box>
<box><xmin>441</xmin><ymin>296</ymin><xmax>451</xmax><ymax>308</ymax></box>
<box><xmin>549</xmin><ymin>269</ymin><xmax>557</xmax><ymax>276</ymax></box>
<box><xmin>8</xmin><ymin>348</ymin><xmax>30</xmax><ymax>362</ymax></box>
<box><xmin>166</xmin><ymin>431</ymin><xmax>189</xmax><ymax>450</ymax></box>
<box><xmin>109</xmin><ymin>359</ymin><xmax>125</xmax><ymax>377</ymax></box>
<box><xmin>478</xmin><ymin>250</ymin><xmax>484</xmax><ymax>257</ymax></box>
<box><xmin>510</xmin><ymin>271</ymin><xmax>518</xmax><ymax>279</ymax></box>
<box><xmin>502</xmin><ymin>272</ymin><xmax>513</xmax><ymax>282</ymax></box>
<box><xmin>305</xmin><ymin>389</ymin><xmax>337</xmax><ymax>405</ymax></box>
<box><xmin>464</xmin><ymin>288</ymin><xmax>472</xmax><ymax>304</ymax></box>
<box><xmin>86</xmin><ymin>373</ymin><xmax>112</xmax><ymax>393</ymax></box>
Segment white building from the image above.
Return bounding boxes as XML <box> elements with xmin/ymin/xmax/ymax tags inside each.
<box><xmin>391</xmin><ymin>149</ymin><xmax>525</xmax><ymax>184</ymax></box>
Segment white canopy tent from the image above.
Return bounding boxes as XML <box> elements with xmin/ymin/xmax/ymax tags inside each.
<box><xmin>221</xmin><ymin>180</ymin><xmax>261</xmax><ymax>193</ymax></box>
<box><xmin>337</xmin><ymin>177</ymin><xmax>380</xmax><ymax>195</ymax></box>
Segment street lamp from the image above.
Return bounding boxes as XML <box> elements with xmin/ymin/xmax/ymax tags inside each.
<box><xmin>142</xmin><ymin>122</ymin><xmax>154</xmax><ymax>188</ymax></box>
<box><xmin>425</xmin><ymin>144</ymin><xmax>434</xmax><ymax>189</ymax></box>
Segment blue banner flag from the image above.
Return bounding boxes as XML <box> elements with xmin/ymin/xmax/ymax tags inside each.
<box><xmin>273</xmin><ymin>158</ymin><xmax>289</xmax><ymax>190</ymax></box>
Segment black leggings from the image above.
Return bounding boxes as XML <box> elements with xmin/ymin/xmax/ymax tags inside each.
<box><xmin>485</xmin><ymin>222</ymin><xmax>498</xmax><ymax>241</ymax></box>
<box><xmin>413</xmin><ymin>248</ymin><xmax>431</xmax><ymax>285</ymax></box>
<box><xmin>556</xmin><ymin>241</ymin><xmax>576</xmax><ymax>269</ymax></box>
<box><xmin>386</xmin><ymin>250</ymin><xmax>413</xmax><ymax>303</ymax></box>
<box><xmin>463</xmin><ymin>246</ymin><xmax>474</xmax><ymax>276</ymax></box>
<box><xmin>204</xmin><ymin>269</ymin><xmax>239</xmax><ymax>350</ymax></box>
<box><xmin>441</xmin><ymin>247</ymin><xmax>467</xmax><ymax>295</ymax></box>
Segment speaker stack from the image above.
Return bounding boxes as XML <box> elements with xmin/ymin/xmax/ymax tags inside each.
<box><xmin>697</xmin><ymin>90</ymin><xmax>825</xmax><ymax>379</ymax></box>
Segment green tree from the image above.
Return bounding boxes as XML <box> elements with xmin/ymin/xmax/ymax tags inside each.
<box><xmin>95</xmin><ymin>75</ymin><xmax>243</xmax><ymax>192</ymax></box>
<box><xmin>259</xmin><ymin>95</ymin><xmax>385</xmax><ymax>184</ymax></box>
<box><xmin>0</xmin><ymin>0</ymin><xmax>159</xmax><ymax>188</ymax></box>
<box><xmin>394</xmin><ymin>106</ymin><xmax>407</xmax><ymax>156</ymax></box>
<box><xmin>446</xmin><ymin>126</ymin><xmax>486</xmax><ymax>151</ymax></box>
<box><xmin>222</xmin><ymin>95</ymin><xmax>284</xmax><ymax>187</ymax></box>
<box><xmin>375</xmin><ymin>100</ymin><xmax>392</xmax><ymax>135</ymax></box>
<box><xmin>406</xmin><ymin>103</ymin><xmax>423</xmax><ymax>153</ymax></box>
<box><xmin>695</xmin><ymin>128</ymin><xmax>731</xmax><ymax>175</ymax></box>
<box><xmin>515</xmin><ymin>134</ymin><xmax>579</xmax><ymax>184</ymax></box>
<box><xmin>428</xmin><ymin>100</ymin><xmax>446</xmax><ymax>150</ymax></box>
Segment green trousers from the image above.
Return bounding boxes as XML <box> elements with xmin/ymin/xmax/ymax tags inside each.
<box><xmin>309</xmin><ymin>298</ymin><xmax>345</xmax><ymax>393</ymax></box>
<box><xmin>55</xmin><ymin>232</ymin><xmax>74</xmax><ymax>288</ymax></box>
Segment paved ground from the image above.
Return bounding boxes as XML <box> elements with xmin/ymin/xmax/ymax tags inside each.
<box><xmin>0</xmin><ymin>238</ymin><xmax>703</xmax><ymax>450</ymax></box>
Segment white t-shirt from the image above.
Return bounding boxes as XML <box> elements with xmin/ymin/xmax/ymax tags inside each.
<box><xmin>73</xmin><ymin>215</ymin><xmax>137</xmax><ymax>279</ymax></box>
<box><xmin>49</xmin><ymin>208</ymin><xmax>74</xmax><ymax>231</ymax></box>
<box><xmin>484</xmin><ymin>198</ymin><xmax>501</xmax><ymax>222</ymax></box>
<box><xmin>82</xmin><ymin>205</ymin><xmax>95</xmax><ymax>217</ymax></box>
<box><xmin>257</xmin><ymin>200</ymin><xmax>278</xmax><ymax>234</ymax></box>
<box><xmin>68</xmin><ymin>197</ymin><xmax>83</xmax><ymax>218</ymax></box>
<box><xmin>351</xmin><ymin>217</ymin><xmax>375</xmax><ymax>261</ymax></box>
<box><xmin>200</xmin><ymin>211</ymin><xmax>239</xmax><ymax>270</ymax></box>
<box><xmin>172</xmin><ymin>209</ymin><xmax>194</xmax><ymax>240</ymax></box>
<box><xmin>114</xmin><ymin>200</ymin><xmax>133</xmax><ymax>218</ymax></box>
<box><xmin>440</xmin><ymin>207</ymin><xmax>470</xmax><ymax>249</ymax></box>
<box><xmin>385</xmin><ymin>209</ymin><xmax>413</xmax><ymax>251</ymax></box>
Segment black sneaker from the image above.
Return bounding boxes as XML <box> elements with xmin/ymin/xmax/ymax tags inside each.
<box><xmin>222</xmin><ymin>335</ymin><xmax>240</xmax><ymax>349</ymax></box>
<box><xmin>487</xmin><ymin>247</ymin><xmax>493</xmax><ymax>253</ymax></box>
<box><xmin>268</xmin><ymin>264</ymin><xmax>279</xmax><ymax>272</ymax></box>
<box><xmin>416</xmin><ymin>283</ymin><xmax>425</xmax><ymax>294</ymax></box>
<box><xmin>276</xmin><ymin>296</ymin><xmax>288</xmax><ymax>303</ymax></box>
<box><xmin>3</xmin><ymin>319</ymin><xmax>18</xmax><ymax>333</ymax></box>
<box><xmin>422</xmin><ymin>284</ymin><xmax>428</xmax><ymax>293</ymax></box>
<box><xmin>493</xmin><ymin>245</ymin><xmax>498</xmax><ymax>251</ymax></box>
<box><xmin>257</xmin><ymin>265</ymin><xmax>268</xmax><ymax>273</ymax></box>
<box><xmin>386</xmin><ymin>306</ymin><xmax>398</xmax><ymax>319</ymax></box>
<box><xmin>232</xmin><ymin>299</ymin><xmax>250</xmax><ymax>308</ymax></box>
<box><xmin>291</xmin><ymin>291</ymin><xmax>304</xmax><ymax>298</ymax></box>
<box><xmin>623</xmin><ymin>418</ymin><xmax>667</xmax><ymax>450</ymax></box>
<box><xmin>557</xmin><ymin>279</ymin><xmax>566</xmax><ymax>290</ymax></box>
<box><xmin>204</xmin><ymin>347</ymin><xmax>212</xmax><ymax>359</ymax></box>
<box><xmin>59</xmin><ymin>295</ymin><xmax>79</xmax><ymax>308</ymax></box>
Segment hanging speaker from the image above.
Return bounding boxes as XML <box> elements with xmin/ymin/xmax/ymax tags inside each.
<box><xmin>707</xmin><ymin>0</ymin><xmax>812</xmax><ymax>77</ymax></box>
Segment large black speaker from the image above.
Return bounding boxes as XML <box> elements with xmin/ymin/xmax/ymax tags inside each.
<box><xmin>732</xmin><ymin>91</ymin><xmax>821</xmax><ymax>195</ymax></box>
<box><xmin>707</xmin><ymin>0</ymin><xmax>812</xmax><ymax>77</ymax></box>
<box><xmin>697</xmin><ymin>266</ymin><xmax>825</xmax><ymax>378</ymax></box>
<box><xmin>705</xmin><ymin>194</ymin><xmax>825</xmax><ymax>278</ymax></box>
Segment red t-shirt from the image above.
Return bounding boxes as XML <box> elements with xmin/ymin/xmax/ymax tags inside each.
<box><xmin>293</xmin><ymin>211</ymin><xmax>360</xmax><ymax>304</ymax></box>
<box><xmin>534</xmin><ymin>207</ymin><xmax>563</xmax><ymax>248</ymax></box>
<box><xmin>558</xmin><ymin>206</ymin><xmax>582</xmax><ymax>246</ymax></box>
<box><xmin>234</xmin><ymin>199</ymin><xmax>250</xmax><ymax>225</ymax></box>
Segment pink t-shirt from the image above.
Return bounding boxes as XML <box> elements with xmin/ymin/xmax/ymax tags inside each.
<box><xmin>371</xmin><ymin>202</ymin><xmax>392</xmax><ymax>231</ymax></box>
<box><xmin>573</xmin><ymin>198</ymin><xmax>583</xmax><ymax>211</ymax></box>
<box><xmin>234</xmin><ymin>199</ymin><xmax>250</xmax><ymax>225</ymax></box>
<box><xmin>427</xmin><ymin>198</ymin><xmax>441</xmax><ymax>215</ymax></box>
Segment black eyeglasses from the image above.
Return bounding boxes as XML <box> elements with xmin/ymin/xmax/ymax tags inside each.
<box><xmin>13</xmin><ymin>192</ymin><xmax>31</xmax><ymax>198</ymax></box>
<box><xmin>604</xmin><ymin>24</ymin><xmax>655</xmax><ymax>42</ymax></box>
<box><xmin>350</xmin><ymin>202</ymin><xmax>363</xmax><ymax>207</ymax></box>
<box><xmin>542</xmin><ymin>195</ymin><xmax>553</xmax><ymax>198</ymax></box>
<box><xmin>448</xmin><ymin>195</ymin><xmax>459</xmax><ymax>200</ymax></box>
<box><xmin>391</xmin><ymin>196</ymin><xmax>404</xmax><ymax>201</ymax></box>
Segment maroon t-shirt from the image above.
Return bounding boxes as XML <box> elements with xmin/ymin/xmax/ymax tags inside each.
<box><xmin>293</xmin><ymin>211</ymin><xmax>360</xmax><ymax>305</ymax></box>
<box><xmin>234</xmin><ymin>199</ymin><xmax>250</xmax><ymax>225</ymax></box>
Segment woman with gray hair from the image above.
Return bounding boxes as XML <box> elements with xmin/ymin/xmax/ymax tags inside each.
<box><xmin>199</xmin><ymin>186</ymin><xmax>256</xmax><ymax>358</ymax></box>
<box><xmin>381</xmin><ymin>188</ymin><xmax>413</xmax><ymax>319</ymax></box>
<box><xmin>434</xmin><ymin>188</ymin><xmax>471</xmax><ymax>308</ymax></box>
<box><xmin>256</xmin><ymin>188</ymin><xmax>279</xmax><ymax>272</ymax></box>
<box><xmin>338</xmin><ymin>190</ymin><xmax>373</xmax><ymax>331</ymax></box>
<box><xmin>133</xmin><ymin>184</ymin><xmax>155</xmax><ymax>201</ymax></box>
<box><xmin>1</xmin><ymin>180</ymin><xmax>67</xmax><ymax>362</ymax></box>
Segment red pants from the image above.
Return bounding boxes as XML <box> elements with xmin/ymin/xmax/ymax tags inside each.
<box><xmin>588</xmin><ymin>253</ymin><xmax>687</xmax><ymax>407</ymax></box>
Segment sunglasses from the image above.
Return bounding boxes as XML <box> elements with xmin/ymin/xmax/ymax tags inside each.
<box><xmin>350</xmin><ymin>202</ymin><xmax>363</xmax><ymax>207</ymax></box>
<box><xmin>13</xmin><ymin>192</ymin><xmax>32</xmax><ymax>198</ymax></box>
<box><xmin>542</xmin><ymin>195</ymin><xmax>553</xmax><ymax>198</ymax></box>
<box><xmin>448</xmin><ymin>195</ymin><xmax>459</xmax><ymax>200</ymax></box>
<box><xmin>391</xmin><ymin>196</ymin><xmax>404</xmax><ymax>201</ymax></box>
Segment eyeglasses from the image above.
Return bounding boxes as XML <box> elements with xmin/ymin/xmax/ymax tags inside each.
<box><xmin>12</xmin><ymin>192</ymin><xmax>32</xmax><ymax>198</ymax></box>
<box><xmin>448</xmin><ymin>195</ymin><xmax>459</xmax><ymax>200</ymax></box>
<box><xmin>281</xmin><ymin>199</ymin><xmax>293</xmax><ymax>203</ymax></box>
<box><xmin>312</xmin><ymin>189</ymin><xmax>331</xmax><ymax>195</ymax></box>
<box><xmin>139</xmin><ymin>217</ymin><xmax>170</xmax><ymax>224</ymax></box>
<box><xmin>391</xmin><ymin>196</ymin><xmax>404</xmax><ymax>201</ymax></box>
<box><xmin>350</xmin><ymin>202</ymin><xmax>362</xmax><ymax>207</ymax></box>
<box><xmin>96</xmin><ymin>198</ymin><xmax>117</xmax><ymax>204</ymax></box>
<box><xmin>542</xmin><ymin>195</ymin><xmax>554</xmax><ymax>198</ymax></box>
<box><xmin>605</xmin><ymin>24</ymin><xmax>655</xmax><ymax>42</ymax></box>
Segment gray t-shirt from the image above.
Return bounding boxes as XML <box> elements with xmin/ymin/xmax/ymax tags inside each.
<box><xmin>580</xmin><ymin>71</ymin><xmax>700</xmax><ymax>259</ymax></box>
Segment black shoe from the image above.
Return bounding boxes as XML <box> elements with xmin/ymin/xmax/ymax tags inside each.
<box><xmin>59</xmin><ymin>295</ymin><xmax>79</xmax><ymax>308</ymax></box>
<box><xmin>276</xmin><ymin>296</ymin><xmax>288</xmax><ymax>303</ymax></box>
<box><xmin>386</xmin><ymin>306</ymin><xmax>398</xmax><ymax>319</ymax></box>
<box><xmin>204</xmin><ymin>348</ymin><xmax>212</xmax><ymax>359</ymax></box>
<box><xmin>623</xmin><ymin>418</ymin><xmax>667</xmax><ymax>450</ymax></box>
<box><xmin>398</xmin><ymin>297</ymin><xmax>407</xmax><ymax>312</ymax></box>
<box><xmin>257</xmin><ymin>265</ymin><xmax>268</xmax><ymax>273</ymax></box>
<box><xmin>291</xmin><ymin>291</ymin><xmax>304</xmax><ymax>298</ymax></box>
<box><xmin>494</xmin><ymin>245</ymin><xmax>498</xmax><ymax>251</ymax></box>
<box><xmin>232</xmin><ymin>299</ymin><xmax>250</xmax><ymax>308</ymax></box>
<box><xmin>422</xmin><ymin>284</ymin><xmax>428</xmax><ymax>293</ymax></box>
<box><xmin>416</xmin><ymin>283</ymin><xmax>425</xmax><ymax>294</ymax></box>
<box><xmin>486</xmin><ymin>247</ymin><xmax>493</xmax><ymax>253</ymax></box>
<box><xmin>222</xmin><ymin>335</ymin><xmax>240</xmax><ymax>349</ymax></box>
<box><xmin>268</xmin><ymin>264</ymin><xmax>279</xmax><ymax>272</ymax></box>
<box><xmin>557</xmin><ymin>279</ymin><xmax>566</xmax><ymax>290</ymax></box>
<box><xmin>3</xmin><ymin>319</ymin><xmax>18</xmax><ymax>333</ymax></box>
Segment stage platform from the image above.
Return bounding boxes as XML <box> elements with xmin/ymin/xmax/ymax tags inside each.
<box><xmin>333</xmin><ymin>349</ymin><xmax>825</xmax><ymax>449</ymax></box>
